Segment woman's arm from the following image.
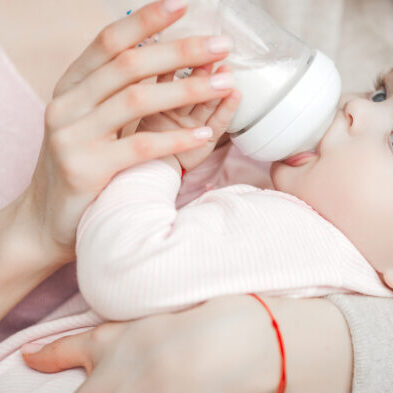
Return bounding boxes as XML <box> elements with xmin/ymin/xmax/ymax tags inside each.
<box><xmin>22</xmin><ymin>295</ymin><xmax>353</xmax><ymax>393</ymax></box>
<box><xmin>269</xmin><ymin>296</ymin><xmax>352</xmax><ymax>393</ymax></box>
<box><xmin>0</xmin><ymin>0</ymin><xmax>235</xmax><ymax>318</ymax></box>
<box><xmin>0</xmin><ymin>191</ymin><xmax>66</xmax><ymax>319</ymax></box>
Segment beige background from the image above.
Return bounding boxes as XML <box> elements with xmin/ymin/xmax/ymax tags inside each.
<box><xmin>259</xmin><ymin>0</ymin><xmax>393</xmax><ymax>92</ymax></box>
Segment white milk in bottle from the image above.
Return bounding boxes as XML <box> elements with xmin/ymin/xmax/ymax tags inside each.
<box><xmin>161</xmin><ymin>0</ymin><xmax>342</xmax><ymax>161</ymax></box>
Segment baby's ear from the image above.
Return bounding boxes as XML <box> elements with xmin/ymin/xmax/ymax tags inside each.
<box><xmin>383</xmin><ymin>269</ymin><xmax>393</xmax><ymax>289</ymax></box>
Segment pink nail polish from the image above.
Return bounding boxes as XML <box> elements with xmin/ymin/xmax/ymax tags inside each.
<box><xmin>193</xmin><ymin>127</ymin><xmax>213</xmax><ymax>139</ymax></box>
<box><xmin>21</xmin><ymin>343</ymin><xmax>44</xmax><ymax>354</ymax></box>
<box><xmin>210</xmin><ymin>73</ymin><xmax>235</xmax><ymax>90</ymax></box>
<box><xmin>162</xmin><ymin>0</ymin><xmax>187</xmax><ymax>13</ymax></box>
<box><xmin>207</xmin><ymin>36</ymin><xmax>233</xmax><ymax>53</ymax></box>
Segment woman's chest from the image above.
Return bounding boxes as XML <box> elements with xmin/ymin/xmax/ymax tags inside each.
<box><xmin>0</xmin><ymin>0</ymin><xmax>113</xmax><ymax>104</ymax></box>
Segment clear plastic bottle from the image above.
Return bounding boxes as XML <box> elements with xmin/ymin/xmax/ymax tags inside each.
<box><xmin>160</xmin><ymin>0</ymin><xmax>342</xmax><ymax>161</ymax></box>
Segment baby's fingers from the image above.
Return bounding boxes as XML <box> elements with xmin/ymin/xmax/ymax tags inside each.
<box><xmin>208</xmin><ymin>89</ymin><xmax>242</xmax><ymax>141</ymax></box>
<box><xmin>189</xmin><ymin>65</ymin><xmax>230</xmax><ymax>124</ymax></box>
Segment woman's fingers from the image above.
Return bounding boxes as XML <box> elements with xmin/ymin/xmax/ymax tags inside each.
<box><xmin>21</xmin><ymin>331</ymin><xmax>93</xmax><ymax>375</ymax></box>
<box><xmin>75</xmin><ymin>367</ymin><xmax>111</xmax><ymax>393</ymax></box>
<box><xmin>53</xmin><ymin>36</ymin><xmax>232</xmax><ymax>127</ymax></box>
<box><xmin>67</xmin><ymin>74</ymin><xmax>234</xmax><ymax>142</ymax></box>
<box><xmin>106</xmin><ymin>127</ymin><xmax>213</xmax><ymax>173</ymax></box>
<box><xmin>173</xmin><ymin>64</ymin><xmax>214</xmax><ymax>117</ymax></box>
<box><xmin>54</xmin><ymin>0</ymin><xmax>187</xmax><ymax>97</ymax></box>
<box><xmin>75</xmin><ymin>359</ymin><xmax>132</xmax><ymax>393</ymax></box>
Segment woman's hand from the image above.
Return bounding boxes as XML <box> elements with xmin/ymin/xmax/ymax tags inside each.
<box><xmin>137</xmin><ymin>64</ymin><xmax>241</xmax><ymax>171</ymax></box>
<box><xmin>32</xmin><ymin>0</ymin><xmax>234</xmax><ymax>261</ymax></box>
<box><xmin>22</xmin><ymin>296</ymin><xmax>279</xmax><ymax>393</ymax></box>
<box><xmin>21</xmin><ymin>296</ymin><xmax>353</xmax><ymax>393</ymax></box>
<box><xmin>0</xmin><ymin>0</ymin><xmax>235</xmax><ymax>316</ymax></box>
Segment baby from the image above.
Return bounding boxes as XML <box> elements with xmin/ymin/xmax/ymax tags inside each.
<box><xmin>0</xmin><ymin>65</ymin><xmax>392</xmax><ymax>392</ymax></box>
<box><xmin>74</xmin><ymin>65</ymin><xmax>393</xmax><ymax>321</ymax></box>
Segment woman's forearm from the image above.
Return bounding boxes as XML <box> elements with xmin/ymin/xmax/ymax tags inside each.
<box><xmin>194</xmin><ymin>295</ymin><xmax>353</xmax><ymax>393</ymax></box>
<box><xmin>20</xmin><ymin>294</ymin><xmax>353</xmax><ymax>393</ymax></box>
<box><xmin>0</xmin><ymin>188</ymin><xmax>67</xmax><ymax>319</ymax></box>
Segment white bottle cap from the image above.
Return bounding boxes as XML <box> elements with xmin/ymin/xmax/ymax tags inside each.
<box><xmin>231</xmin><ymin>50</ymin><xmax>342</xmax><ymax>161</ymax></box>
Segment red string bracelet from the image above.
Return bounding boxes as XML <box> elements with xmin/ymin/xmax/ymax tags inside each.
<box><xmin>173</xmin><ymin>156</ymin><xmax>186</xmax><ymax>179</ymax></box>
<box><xmin>248</xmin><ymin>293</ymin><xmax>287</xmax><ymax>393</ymax></box>
<box><xmin>181</xmin><ymin>165</ymin><xmax>186</xmax><ymax>179</ymax></box>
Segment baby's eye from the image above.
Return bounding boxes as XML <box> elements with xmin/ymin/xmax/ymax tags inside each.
<box><xmin>371</xmin><ymin>87</ymin><xmax>387</xmax><ymax>102</ymax></box>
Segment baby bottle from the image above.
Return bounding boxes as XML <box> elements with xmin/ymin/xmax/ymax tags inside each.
<box><xmin>160</xmin><ymin>0</ymin><xmax>342</xmax><ymax>161</ymax></box>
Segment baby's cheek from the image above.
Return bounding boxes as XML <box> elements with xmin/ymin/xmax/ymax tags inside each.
<box><xmin>382</xmin><ymin>270</ymin><xmax>393</xmax><ymax>290</ymax></box>
<box><xmin>270</xmin><ymin>162</ymin><xmax>289</xmax><ymax>191</ymax></box>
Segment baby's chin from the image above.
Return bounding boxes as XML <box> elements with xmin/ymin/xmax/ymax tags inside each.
<box><xmin>269</xmin><ymin>162</ymin><xmax>281</xmax><ymax>191</ymax></box>
<box><xmin>269</xmin><ymin>161</ymin><xmax>295</xmax><ymax>193</ymax></box>
<box><xmin>269</xmin><ymin>154</ymin><xmax>320</xmax><ymax>195</ymax></box>
<box><xmin>382</xmin><ymin>270</ymin><xmax>393</xmax><ymax>290</ymax></box>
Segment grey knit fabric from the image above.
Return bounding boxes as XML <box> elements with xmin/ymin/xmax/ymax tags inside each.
<box><xmin>329</xmin><ymin>294</ymin><xmax>393</xmax><ymax>393</ymax></box>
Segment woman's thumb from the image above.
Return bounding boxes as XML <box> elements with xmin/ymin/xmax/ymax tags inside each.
<box><xmin>21</xmin><ymin>332</ymin><xmax>93</xmax><ymax>374</ymax></box>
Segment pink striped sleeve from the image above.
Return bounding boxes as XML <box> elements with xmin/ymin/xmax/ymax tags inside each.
<box><xmin>76</xmin><ymin>159</ymin><xmax>392</xmax><ymax>321</ymax></box>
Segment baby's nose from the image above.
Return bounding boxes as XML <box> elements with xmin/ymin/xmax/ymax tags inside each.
<box><xmin>343</xmin><ymin>98</ymin><xmax>375</xmax><ymax>135</ymax></box>
<box><xmin>344</xmin><ymin>97</ymin><xmax>393</xmax><ymax>139</ymax></box>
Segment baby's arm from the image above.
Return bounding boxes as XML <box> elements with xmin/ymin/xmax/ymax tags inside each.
<box><xmin>76</xmin><ymin>158</ymin><xmax>264</xmax><ymax>321</ymax></box>
<box><xmin>78</xmin><ymin>151</ymin><xmax>360</xmax><ymax>322</ymax></box>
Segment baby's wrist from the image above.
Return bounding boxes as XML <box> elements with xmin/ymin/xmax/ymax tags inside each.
<box><xmin>160</xmin><ymin>155</ymin><xmax>183</xmax><ymax>177</ymax></box>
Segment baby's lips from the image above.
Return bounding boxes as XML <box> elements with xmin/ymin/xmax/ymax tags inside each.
<box><xmin>282</xmin><ymin>151</ymin><xmax>317</xmax><ymax>167</ymax></box>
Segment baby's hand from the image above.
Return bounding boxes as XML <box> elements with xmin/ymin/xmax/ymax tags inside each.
<box><xmin>137</xmin><ymin>65</ymin><xmax>241</xmax><ymax>171</ymax></box>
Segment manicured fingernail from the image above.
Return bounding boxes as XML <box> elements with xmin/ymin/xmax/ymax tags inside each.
<box><xmin>162</xmin><ymin>0</ymin><xmax>187</xmax><ymax>13</ymax></box>
<box><xmin>193</xmin><ymin>127</ymin><xmax>213</xmax><ymax>139</ymax></box>
<box><xmin>21</xmin><ymin>343</ymin><xmax>44</xmax><ymax>354</ymax></box>
<box><xmin>210</xmin><ymin>73</ymin><xmax>235</xmax><ymax>90</ymax></box>
<box><xmin>207</xmin><ymin>36</ymin><xmax>233</xmax><ymax>54</ymax></box>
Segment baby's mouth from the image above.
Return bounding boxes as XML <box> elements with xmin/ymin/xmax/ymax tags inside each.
<box><xmin>281</xmin><ymin>113</ymin><xmax>334</xmax><ymax>167</ymax></box>
<box><xmin>281</xmin><ymin>151</ymin><xmax>317</xmax><ymax>167</ymax></box>
<box><xmin>281</xmin><ymin>105</ymin><xmax>343</xmax><ymax>167</ymax></box>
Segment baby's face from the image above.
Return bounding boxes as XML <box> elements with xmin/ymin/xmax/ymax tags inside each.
<box><xmin>271</xmin><ymin>68</ymin><xmax>393</xmax><ymax>288</ymax></box>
